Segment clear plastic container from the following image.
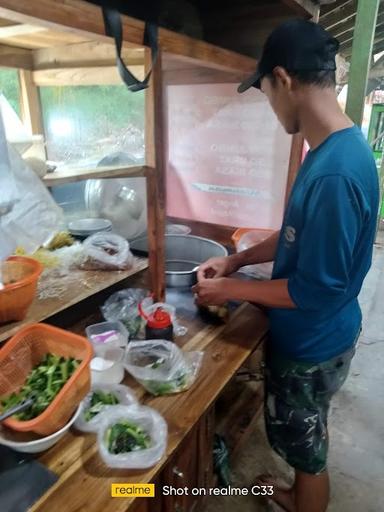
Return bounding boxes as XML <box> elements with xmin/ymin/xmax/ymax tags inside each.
<box><xmin>90</xmin><ymin>346</ymin><xmax>125</xmax><ymax>385</ymax></box>
<box><xmin>86</xmin><ymin>321</ymin><xmax>129</xmax><ymax>351</ymax></box>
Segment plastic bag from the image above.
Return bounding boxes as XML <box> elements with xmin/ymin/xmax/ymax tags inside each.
<box><xmin>0</xmin><ymin>114</ymin><xmax>63</xmax><ymax>259</ymax></box>
<box><xmin>124</xmin><ymin>340</ymin><xmax>203</xmax><ymax>396</ymax></box>
<box><xmin>74</xmin><ymin>384</ymin><xmax>137</xmax><ymax>433</ymax></box>
<box><xmin>81</xmin><ymin>233</ymin><xmax>134</xmax><ymax>271</ymax></box>
<box><xmin>101</xmin><ymin>288</ymin><xmax>149</xmax><ymax>338</ymax></box>
<box><xmin>237</xmin><ymin>231</ymin><xmax>273</xmax><ymax>280</ymax></box>
<box><xmin>213</xmin><ymin>434</ymin><xmax>232</xmax><ymax>487</ymax></box>
<box><xmin>140</xmin><ymin>299</ymin><xmax>188</xmax><ymax>336</ymax></box>
<box><xmin>97</xmin><ymin>405</ymin><xmax>167</xmax><ymax>469</ymax></box>
<box><xmin>0</xmin><ymin>105</ymin><xmax>19</xmax><ymax>219</ymax></box>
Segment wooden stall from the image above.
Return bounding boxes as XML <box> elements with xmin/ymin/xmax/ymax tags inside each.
<box><xmin>0</xmin><ymin>1</ymin><xmax>319</xmax><ymax>511</ymax></box>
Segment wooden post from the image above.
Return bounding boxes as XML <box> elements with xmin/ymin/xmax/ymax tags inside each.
<box><xmin>145</xmin><ymin>49</ymin><xmax>166</xmax><ymax>302</ymax></box>
<box><xmin>19</xmin><ymin>69</ymin><xmax>44</xmax><ymax>135</ymax></box>
<box><xmin>345</xmin><ymin>0</ymin><xmax>380</xmax><ymax>126</ymax></box>
<box><xmin>283</xmin><ymin>5</ymin><xmax>319</xmax><ymax>205</ymax></box>
<box><xmin>285</xmin><ymin>134</ymin><xmax>304</xmax><ymax>205</ymax></box>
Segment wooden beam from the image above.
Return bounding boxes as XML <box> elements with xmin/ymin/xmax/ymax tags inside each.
<box><xmin>331</xmin><ymin>7</ymin><xmax>384</xmax><ymax>39</ymax></box>
<box><xmin>282</xmin><ymin>0</ymin><xmax>320</xmax><ymax>202</ymax></box>
<box><xmin>346</xmin><ymin>0</ymin><xmax>380</xmax><ymax>126</ymax></box>
<box><xmin>32</xmin><ymin>65</ymin><xmax>144</xmax><ymax>86</ymax></box>
<box><xmin>145</xmin><ymin>50</ymin><xmax>166</xmax><ymax>302</ymax></box>
<box><xmin>0</xmin><ymin>23</ymin><xmax>45</xmax><ymax>38</ymax></box>
<box><xmin>338</xmin><ymin>12</ymin><xmax>384</xmax><ymax>47</ymax></box>
<box><xmin>373</xmin><ymin>40</ymin><xmax>384</xmax><ymax>55</ymax></box>
<box><xmin>33</xmin><ymin>41</ymin><xmax>144</xmax><ymax>70</ymax></box>
<box><xmin>19</xmin><ymin>69</ymin><xmax>44</xmax><ymax>134</ymax></box>
<box><xmin>285</xmin><ymin>134</ymin><xmax>304</xmax><ymax>205</ymax></box>
<box><xmin>280</xmin><ymin>0</ymin><xmax>319</xmax><ymax>18</ymax></box>
<box><xmin>320</xmin><ymin>0</ymin><xmax>353</xmax><ymax>18</ymax></box>
<box><xmin>0</xmin><ymin>0</ymin><xmax>256</xmax><ymax>74</ymax></box>
<box><xmin>321</xmin><ymin>1</ymin><xmax>357</xmax><ymax>31</ymax></box>
<box><xmin>163</xmin><ymin>67</ymin><xmax>246</xmax><ymax>86</ymax></box>
<box><xmin>43</xmin><ymin>165</ymin><xmax>149</xmax><ymax>187</ymax></box>
<box><xmin>342</xmin><ymin>24</ymin><xmax>384</xmax><ymax>57</ymax></box>
<box><xmin>0</xmin><ymin>42</ymin><xmax>32</xmax><ymax>68</ymax></box>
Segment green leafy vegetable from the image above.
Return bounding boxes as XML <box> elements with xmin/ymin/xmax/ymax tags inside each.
<box><xmin>143</xmin><ymin>371</ymin><xmax>189</xmax><ymax>396</ymax></box>
<box><xmin>121</xmin><ymin>316</ymin><xmax>143</xmax><ymax>338</ymax></box>
<box><xmin>106</xmin><ymin>421</ymin><xmax>151</xmax><ymax>454</ymax></box>
<box><xmin>0</xmin><ymin>353</ymin><xmax>80</xmax><ymax>421</ymax></box>
<box><xmin>149</xmin><ymin>357</ymin><xmax>165</xmax><ymax>370</ymax></box>
<box><xmin>84</xmin><ymin>391</ymin><xmax>120</xmax><ymax>422</ymax></box>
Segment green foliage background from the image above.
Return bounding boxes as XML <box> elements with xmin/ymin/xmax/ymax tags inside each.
<box><xmin>0</xmin><ymin>68</ymin><xmax>21</xmax><ymax>115</ymax></box>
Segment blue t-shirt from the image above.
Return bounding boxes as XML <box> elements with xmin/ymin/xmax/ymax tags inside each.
<box><xmin>269</xmin><ymin>126</ymin><xmax>379</xmax><ymax>362</ymax></box>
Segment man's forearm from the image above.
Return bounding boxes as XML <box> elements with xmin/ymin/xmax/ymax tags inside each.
<box><xmin>230</xmin><ymin>230</ymin><xmax>280</xmax><ymax>269</ymax></box>
<box><xmin>225</xmin><ymin>277</ymin><xmax>296</xmax><ymax>309</ymax></box>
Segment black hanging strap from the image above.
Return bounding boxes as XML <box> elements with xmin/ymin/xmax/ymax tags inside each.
<box><xmin>102</xmin><ymin>7</ymin><xmax>158</xmax><ymax>92</ymax></box>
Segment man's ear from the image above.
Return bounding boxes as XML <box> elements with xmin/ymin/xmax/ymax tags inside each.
<box><xmin>272</xmin><ymin>66</ymin><xmax>293</xmax><ymax>91</ymax></box>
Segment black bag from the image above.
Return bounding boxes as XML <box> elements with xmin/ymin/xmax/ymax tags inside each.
<box><xmin>87</xmin><ymin>1</ymin><xmax>162</xmax><ymax>92</ymax></box>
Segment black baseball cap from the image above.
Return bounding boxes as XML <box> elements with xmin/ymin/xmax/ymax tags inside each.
<box><xmin>238</xmin><ymin>19</ymin><xmax>340</xmax><ymax>93</ymax></box>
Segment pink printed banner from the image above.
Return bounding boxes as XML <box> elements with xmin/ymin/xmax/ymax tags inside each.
<box><xmin>165</xmin><ymin>83</ymin><xmax>292</xmax><ymax>230</ymax></box>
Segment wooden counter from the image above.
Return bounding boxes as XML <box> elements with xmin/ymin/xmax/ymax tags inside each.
<box><xmin>29</xmin><ymin>284</ymin><xmax>267</xmax><ymax>512</ymax></box>
<box><xmin>0</xmin><ymin>259</ymin><xmax>148</xmax><ymax>343</ymax></box>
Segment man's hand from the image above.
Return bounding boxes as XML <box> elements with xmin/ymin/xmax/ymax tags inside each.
<box><xmin>197</xmin><ymin>256</ymin><xmax>239</xmax><ymax>282</ymax></box>
<box><xmin>192</xmin><ymin>278</ymin><xmax>229</xmax><ymax>306</ymax></box>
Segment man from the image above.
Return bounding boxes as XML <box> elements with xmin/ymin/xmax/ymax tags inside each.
<box><xmin>193</xmin><ymin>19</ymin><xmax>379</xmax><ymax>512</ymax></box>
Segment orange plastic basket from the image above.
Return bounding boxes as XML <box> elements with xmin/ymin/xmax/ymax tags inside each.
<box><xmin>0</xmin><ymin>323</ymin><xmax>92</xmax><ymax>435</ymax></box>
<box><xmin>232</xmin><ymin>228</ymin><xmax>275</xmax><ymax>250</ymax></box>
<box><xmin>0</xmin><ymin>256</ymin><xmax>43</xmax><ymax>324</ymax></box>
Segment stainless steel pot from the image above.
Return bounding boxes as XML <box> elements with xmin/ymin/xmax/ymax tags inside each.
<box><xmin>130</xmin><ymin>234</ymin><xmax>228</xmax><ymax>287</ymax></box>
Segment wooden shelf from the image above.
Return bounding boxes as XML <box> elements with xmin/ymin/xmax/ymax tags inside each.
<box><xmin>43</xmin><ymin>164</ymin><xmax>151</xmax><ymax>187</ymax></box>
<box><xmin>0</xmin><ymin>0</ymin><xmax>257</xmax><ymax>74</ymax></box>
<box><xmin>0</xmin><ymin>258</ymin><xmax>148</xmax><ymax>343</ymax></box>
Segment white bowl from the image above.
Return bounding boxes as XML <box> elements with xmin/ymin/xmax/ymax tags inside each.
<box><xmin>0</xmin><ymin>405</ymin><xmax>81</xmax><ymax>454</ymax></box>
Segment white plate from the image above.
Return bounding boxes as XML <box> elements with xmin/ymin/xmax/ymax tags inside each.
<box><xmin>165</xmin><ymin>224</ymin><xmax>192</xmax><ymax>236</ymax></box>
<box><xmin>68</xmin><ymin>218</ymin><xmax>112</xmax><ymax>235</ymax></box>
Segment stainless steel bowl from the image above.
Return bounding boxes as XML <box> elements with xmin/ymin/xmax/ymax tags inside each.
<box><xmin>130</xmin><ymin>234</ymin><xmax>228</xmax><ymax>287</ymax></box>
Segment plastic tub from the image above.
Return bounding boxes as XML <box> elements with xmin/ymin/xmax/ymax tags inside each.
<box><xmin>0</xmin><ymin>323</ymin><xmax>93</xmax><ymax>435</ymax></box>
<box><xmin>90</xmin><ymin>346</ymin><xmax>125</xmax><ymax>386</ymax></box>
<box><xmin>0</xmin><ymin>256</ymin><xmax>43</xmax><ymax>324</ymax></box>
<box><xmin>231</xmin><ymin>228</ymin><xmax>275</xmax><ymax>249</ymax></box>
<box><xmin>86</xmin><ymin>321</ymin><xmax>129</xmax><ymax>350</ymax></box>
<box><xmin>232</xmin><ymin>228</ymin><xmax>275</xmax><ymax>280</ymax></box>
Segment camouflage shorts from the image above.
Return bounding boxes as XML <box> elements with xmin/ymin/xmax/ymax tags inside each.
<box><xmin>264</xmin><ymin>344</ymin><xmax>356</xmax><ymax>475</ymax></box>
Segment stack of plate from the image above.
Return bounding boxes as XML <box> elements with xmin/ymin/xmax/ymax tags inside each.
<box><xmin>68</xmin><ymin>218</ymin><xmax>112</xmax><ymax>238</ymax></box>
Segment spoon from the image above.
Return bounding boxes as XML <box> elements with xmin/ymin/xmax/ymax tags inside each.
<box><xmin>0</xmin><ymin>397</ymin><xmax>34</xmax><ymax>422</ymax></box>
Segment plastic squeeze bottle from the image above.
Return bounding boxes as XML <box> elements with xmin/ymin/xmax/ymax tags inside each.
<box><xmin>145</xmin><ymin>307</ymin><xmax>174</xmax><ymax>342</ymax></box>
